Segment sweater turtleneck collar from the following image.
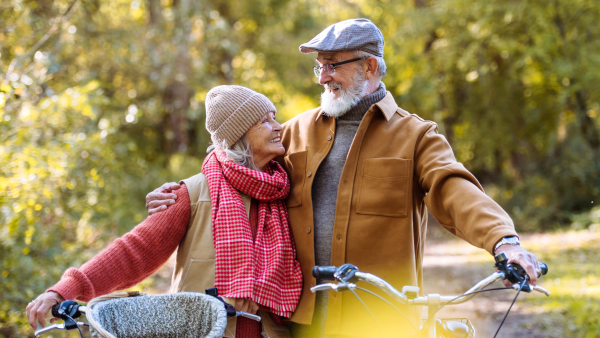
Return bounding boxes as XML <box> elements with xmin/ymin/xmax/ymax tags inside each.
<box><xmin>338</xmin><ymin>82</ymin><xmax>387</xmax><ymax>121</ymax></box>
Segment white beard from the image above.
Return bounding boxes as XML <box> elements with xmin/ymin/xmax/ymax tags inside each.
<box><xmin>320</xmin><ymin>71</ymin><xmax>369</xmax><ymax>118</ymax></box>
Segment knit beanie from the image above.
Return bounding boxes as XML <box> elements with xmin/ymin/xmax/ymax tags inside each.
<box><xmin>205</xmin><ymin>85</ymin><xmax>277</xmax><ymax>148</ymax></box>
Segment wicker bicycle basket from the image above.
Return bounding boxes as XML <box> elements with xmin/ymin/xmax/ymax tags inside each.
<box><xmin>87</xmin><ymin>292</ymin><xmax>227</xmax><ymax>338</ymax></box>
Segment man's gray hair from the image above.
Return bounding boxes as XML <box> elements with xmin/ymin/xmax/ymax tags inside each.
<box><xmin>207</xmin><ymin>134</ymin><xmax>260</xmax><ymax>171</ymax></box>
<box><xmin>354</xmin><ymin>50</ymin><xmax>387</xmax><ymax>78</ymax></box>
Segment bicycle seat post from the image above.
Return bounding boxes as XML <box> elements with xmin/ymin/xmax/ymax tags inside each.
<box><xmin>426</xmin><ymin>294</ymin><xmax>441</xmax><ymax>338</ymax></box>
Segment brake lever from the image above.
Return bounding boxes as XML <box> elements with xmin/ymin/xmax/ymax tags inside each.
<box><xmin>310</xmin><ymin>283</ymin><xmax>356</xmax><ymax>293</ymax></box>
<box><xmin>236</xmin><ymin>311</ymin><xmax>262</xmax><ymax>322</ymax></box>
<box><xmin>34</xmin><ymin>322</ymin><xmax>89</xmax><ymax>337</ymax></box>
<box><xmin>509</xmin><ymin>280</ymin><xmax>551</xmax><ymax>297</ymax></box>
<box><xmin>204</xmin><ymin>287</ymin><xmax>262</xmax><ymax>322</ymax></box>
<box><xmin>532</xmin><ymin>285</ymin><xmax>551</xmax><ymax>296</ymax></box>
<box><xmin>35</xmin><ymin>323</ymin><xmax>65</xmax><ymax>337</ymax></box>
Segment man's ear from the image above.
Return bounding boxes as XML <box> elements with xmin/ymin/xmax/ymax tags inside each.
<box><xmin>363</xmin><ymin>57</ymin><xmax>378</xmax><ymax>80</ymax></box>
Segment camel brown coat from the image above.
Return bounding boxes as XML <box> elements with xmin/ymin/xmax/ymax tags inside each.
<box><xmin>279</xmin><ymin>92</ymin><xmax>517</xmax><ymax>337</ymax></box>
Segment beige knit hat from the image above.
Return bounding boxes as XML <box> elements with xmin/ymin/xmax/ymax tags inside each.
<box><xmin>205</xmin><ymin>85</ymin><xmax>276</xmax><ymax>148</ymax></box>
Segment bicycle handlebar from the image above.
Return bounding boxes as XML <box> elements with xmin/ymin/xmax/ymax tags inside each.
<box><xmin>311</xmin><ymin>254</ymin><xmax>550</xmax><ymax>307</ymax></box>
<box><xmin>540</xmin><ymin>262</ymin><xmax>548</xmax><ymax>276</ymax></box>
<box><xmin>312</xmin><ymin>266</ymin><xmax>336</xmax><ymax>281</ymax></box>
<box><xmin>34</xmin><ymin>291</ymin><xmax>261</xmax><ymax>337</ymax></box>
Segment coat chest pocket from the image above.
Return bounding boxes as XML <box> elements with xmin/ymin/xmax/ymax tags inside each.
<box><xmin>284</xmin><ymin>151</ymin><xmax>307</xmax><ymax>208</ymax></box>
<box><xmin>357</xmin><ymin>158</ymin><xmax>411</xmax><ymax>217</ymax></box>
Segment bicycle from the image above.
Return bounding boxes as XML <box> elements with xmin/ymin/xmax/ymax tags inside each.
<box><xmin>33</xmin><ymin>288</ymin><xmax>261</xmax><ymax>338</ymax></box>
<box><xmin>311</xmin><ymin>252</ymin><xmax>550</xmax><ymax>338</ymax></box>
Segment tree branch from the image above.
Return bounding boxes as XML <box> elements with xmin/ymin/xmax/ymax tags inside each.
<box><xmin>4</xmin><ymin>0</ymin><xmax>81</xmax><ymax>82</ymax></box>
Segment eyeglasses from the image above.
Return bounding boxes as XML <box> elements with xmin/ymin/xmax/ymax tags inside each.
<box><xmin>313</xmin><ymin>57</ymin><xmax>367</xmax><ymax>77</ymax></box>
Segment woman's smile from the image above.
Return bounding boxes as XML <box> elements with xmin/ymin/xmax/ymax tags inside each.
<box><xmin>246</xmin><ymin>112</ymin><xmax>284</xmax><ymax>170</ymax></box>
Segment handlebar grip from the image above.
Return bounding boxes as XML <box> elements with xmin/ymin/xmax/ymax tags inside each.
<box><xmin>51</xmin><ymin>303</ymin><xmax>61</xmax><ymax>318</ymax></box>
<box><xmin>539</xmin><ymin>262</ymin><xmax>548</xmax><ymax>276</ymax></box>
<box><xmin>312</xmin><ymin>266</ymin><xmax>337</xmax><ymax>281</ymax></box>
<box><xmin>50</xmin><ymin>300</ymin><xmax>82</xmax><ymax>320</ymax></box>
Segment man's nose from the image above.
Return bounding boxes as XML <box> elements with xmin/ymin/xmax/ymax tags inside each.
<box><xmin>319</xmin><ymin>71</ymin><xmax>332</xmax><ymax>85</ymax></box>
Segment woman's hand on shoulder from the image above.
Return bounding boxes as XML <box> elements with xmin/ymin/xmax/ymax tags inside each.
<box><xmin>233</xmin><ymin>298</ymin><xmax>260</xmax><ymax>314</ymax></box>
<box><xmin>26</xmin><ymin>291</ymin><xmax>65</xmax><ymax>330</ymax></box>
<box><xmin>146</xmin><ymin>182</ymin><xmax>181</xmax><ymax>215</ymax></box>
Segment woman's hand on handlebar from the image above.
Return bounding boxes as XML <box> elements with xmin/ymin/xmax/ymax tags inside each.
<box><xmin>146</xmin><ymin>182</ymin><xmax>181</xmax><ymax>215</ymax></box>
<box><xmin>495</xmin><ymin>245</ymin><xmax>540</xmax><ymax>286</ymax></box>
<box><xmin>233</xmin><ymin>298</ymin><xmax>260</xmax><ymax>314</ymax></box>
<box><xmin>25</xmin><ymin>291</ymin><xmax>64</xmax><ymax>330</ymax></box>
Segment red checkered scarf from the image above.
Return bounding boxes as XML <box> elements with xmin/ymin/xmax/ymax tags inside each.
<box><xmin>202</xmin><ymin>149</ymin><xmax>303</xmax><ymax>317</ymax></box>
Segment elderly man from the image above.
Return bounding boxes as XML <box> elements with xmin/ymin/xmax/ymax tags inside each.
<box><xmin>146</xmin><ymin>19</ymin><xmax>540</xmax><ymax>338</ymax></box>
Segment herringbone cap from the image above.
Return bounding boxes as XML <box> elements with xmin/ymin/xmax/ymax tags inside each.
<box><xmin>205</xmin><ymin>85</ymin><xmax>276</xmax><ymax>148</ymax></box>
<box><xmin>299</xmin><ymin>18</ymin><xmax>384</xmax><ymax>57</ymax></box>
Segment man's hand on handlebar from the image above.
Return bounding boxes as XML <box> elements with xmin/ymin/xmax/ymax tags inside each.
<box><xmin>26</xmin><ymin>291</ymin><xmax>64</xmax><ymax>330</ymax></box>
<box><xmin>495</xmin><ymin>245</ymin><xmax>540</xmax><ymax>286</ymax></box>
<box><xmin>146</xmin><ymin>182</ymin><xmax>181</xmax><ymax>215</ymax></box>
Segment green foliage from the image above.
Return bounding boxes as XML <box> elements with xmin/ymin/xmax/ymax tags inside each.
<box><xmin>382</xmin><ymin>0</ymin><xmax>600</xmax><ymax>230</ymax></box>
<box><xmin>570</xmin><ymin>206</ymin><xmax>600</xmax><ymax>231</ymax></box>
<box><xmin>1</xmin><ymin>0</ymin><xmax>600</xmax><ymax>336</ymax></box>
<box><xmin>524</xmin><ymin>228</ymin><xmax>600</xmax><ymax>337</ymax></box>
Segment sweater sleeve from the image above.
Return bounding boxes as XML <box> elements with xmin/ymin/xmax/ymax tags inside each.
<box><xmin>415</xmin><ymin>124</ymin><xmax>518</xmax><ymax>255</ymax></box>
<box><xmin>48</xmin><ymin>184</ymin><xmax>191</xmax><ymax>302</ymax></box>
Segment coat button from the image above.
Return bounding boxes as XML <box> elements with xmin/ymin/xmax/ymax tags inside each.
<box><xmin>306</xmin><ymin>227</ymin><xmax>311</xmax><ymax>234</ymax></box>
<box><xmin>337</xmin><ymin>235</ymin><xmax>341</xmax><ymax>241</ymax></box>
<box><xmin>327</xmin><ymin>135</ymin><xmax>332</xmax><ymax>141</ymax></box>
<box><xmin>307</xmin><ymin>172</ymin><xmax>312</xmax><ymax>177</ymax></box>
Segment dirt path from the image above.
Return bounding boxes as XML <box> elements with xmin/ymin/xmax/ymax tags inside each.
<box><xmin>423</xmin><ymin>224</ymin><xmax>541</xmax><ymax>338</ymax></box>
<box><xmin>422</xmin><ymin>220</ymin><xmax>600</xmax><ymax>338</ymax></box>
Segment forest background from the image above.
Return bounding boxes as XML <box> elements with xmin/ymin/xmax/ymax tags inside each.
<box><xmin>1</xmin><ymin>0</ymin><xmax>600</xmax><ymax>336</ymax></box>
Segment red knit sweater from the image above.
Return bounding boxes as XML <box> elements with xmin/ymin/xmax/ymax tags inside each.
<box><xmin>48</xmin><ymin>184</ymin><xmax>192</xmax><ymax>301</ymax></box>
<box><xmin>48</xmin><ymin>183</ymin><xmax>262</xmax><ymax>337</ymax></box>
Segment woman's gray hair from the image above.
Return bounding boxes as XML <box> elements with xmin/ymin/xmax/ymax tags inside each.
<box><xmin>354</xmin><ymin>50</ymin><xmax>387</xmax><ymax>78</ymax></box>
<box><xmin>207</xmin><ymin>134</ymin><xmax>260</xmax><ymax>171</ymax></box>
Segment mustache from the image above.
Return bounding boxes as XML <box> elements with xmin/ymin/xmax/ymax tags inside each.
<box><xmin>324</xmin><ymin>82</ymin><xmax>342</xmax><ymax>91</ymax></box>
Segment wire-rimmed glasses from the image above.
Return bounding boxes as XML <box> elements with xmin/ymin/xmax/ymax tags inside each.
<box><xmin>313</xmin><ymin>57</ymin><xmax>367</xmax><ymax>77</ymax></box>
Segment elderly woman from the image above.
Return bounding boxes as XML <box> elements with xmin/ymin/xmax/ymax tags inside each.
<box><xmin>26</xmin><ymin>85</ymin><xmax>303</xmax><ymax>338</ymax></box>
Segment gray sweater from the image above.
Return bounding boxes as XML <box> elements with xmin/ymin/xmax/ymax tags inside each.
<box><xmin>291</xmin><ymin>83</ymin><xmax>387</xmax><ymax>337</ymax></box>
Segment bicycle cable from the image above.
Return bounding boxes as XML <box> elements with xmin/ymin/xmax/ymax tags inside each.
<box><xmin>493</xmin><ymin>278</ymin><xmax>527</xmax><ymax>338</ymax></box>
<box><xmin>339</xmin><ymin>280</ymin><xmax>388</xmax><ymax>336</ymax></box>
<box><xmin>352</xmin><ymin>285</ymin><xmax>512</xmax><ymax>338</ymax></box>
<box><xmin>62</xmin><ymin>313</ymin><xmax>84</xmax><ymax>338</ymax></box>
<box><xmin>354</xmin><ymin>286</ymin><xmax>421</xmax><ymax>337</ymax></box>
<box><xmin>420</xmin><ymin>286</ymin><xmax>514</xmax><ymax>332</ymax></box>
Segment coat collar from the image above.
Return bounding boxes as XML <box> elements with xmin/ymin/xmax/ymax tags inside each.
<box><xmin>375</xmin><ymin>92</ymin><xmax>400</xmax><ymax>121</ymax></box>
<box><xmin>315</xmin><ymin>91</ymin><xmax>401</xmax><ymax>122</ymax></box>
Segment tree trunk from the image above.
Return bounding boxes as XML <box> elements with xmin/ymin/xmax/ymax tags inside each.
<box><xmin>146</xmin><ymin>0</ymin><xmax>162</xmax><ymax>26</ymax></box>
<box><xmin>574</xmin><ymin>89</ymin><xmax>600</xmax><ymax>150</ymax></box>
<box><xmin>162</xmin><ymin>0</ymin><xmax>191</xmax><ymax>154</ymax></box>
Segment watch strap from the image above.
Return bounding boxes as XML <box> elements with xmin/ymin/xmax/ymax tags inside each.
<box><xmin>493</xmin><ymin>236</ymin><xmax>520</xmax><ymax>254</ymax></box>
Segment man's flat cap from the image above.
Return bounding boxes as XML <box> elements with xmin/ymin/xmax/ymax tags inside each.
<box><xmin>299</xmin><ymin>18</ymin><xmax>384</xmax><ymax>57</ymax></box>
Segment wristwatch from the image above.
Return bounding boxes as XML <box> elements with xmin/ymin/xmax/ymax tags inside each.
<box><xmin>493</xmin><ymin>236</ymin><xmax>520</xmax><ymax>254</ymax></box>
